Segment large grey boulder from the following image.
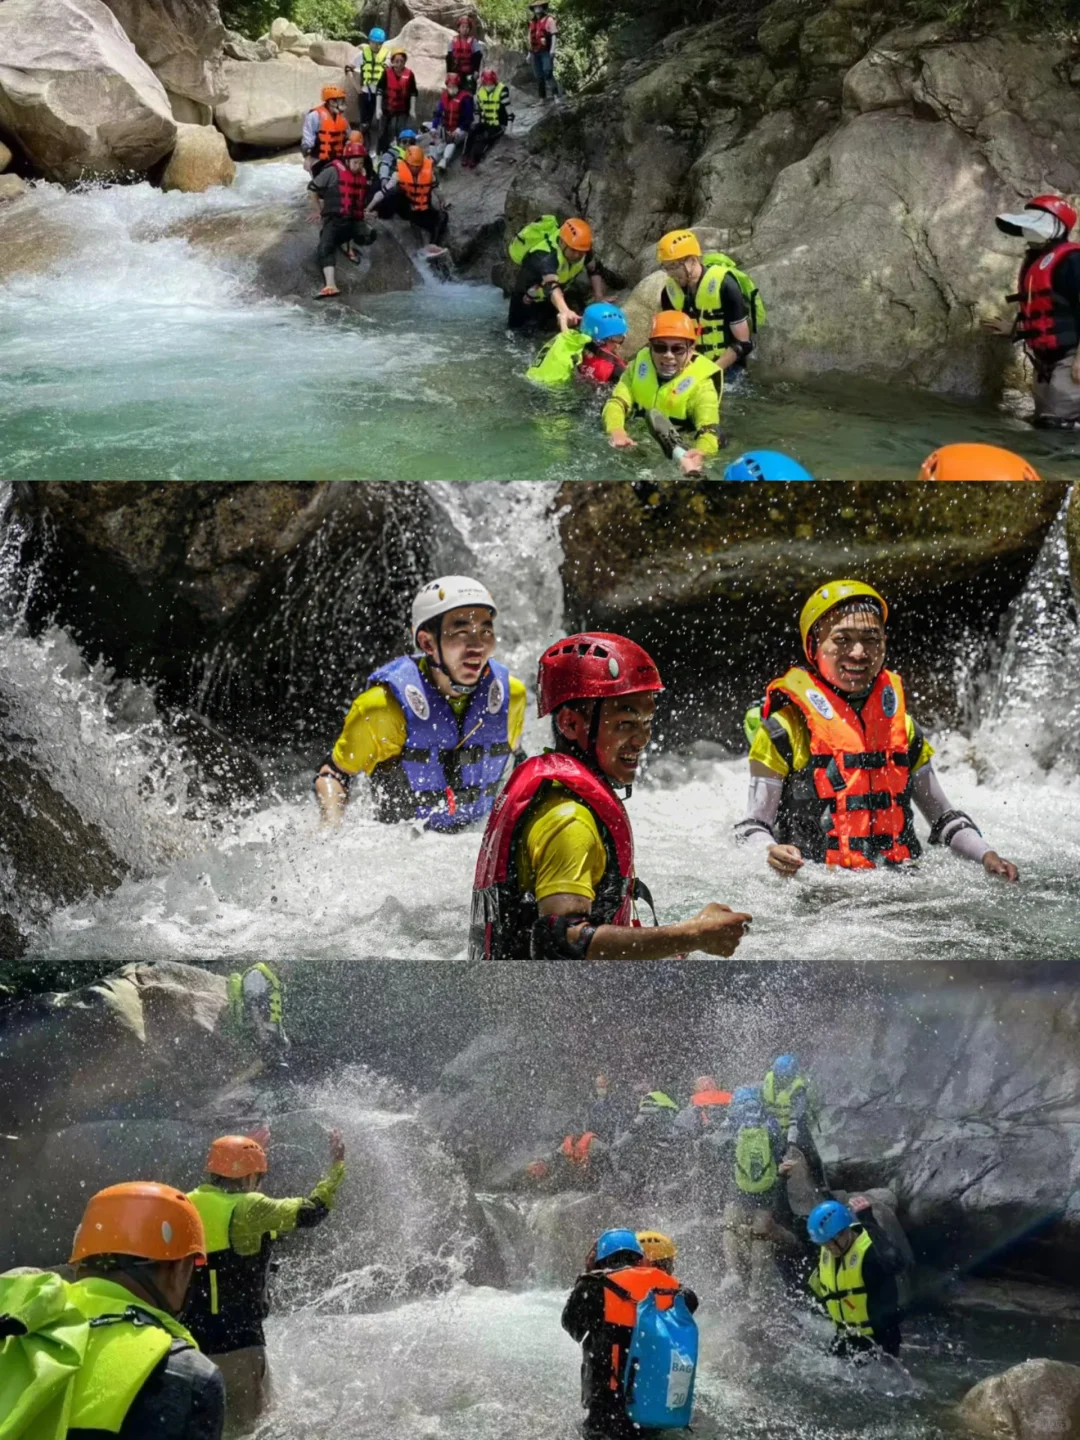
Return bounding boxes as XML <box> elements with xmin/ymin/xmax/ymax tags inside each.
<box><xmin>690</xmin><ymin>108</ymin><xmax>829</xmax><ymax>241</ymax></box>
<box><xmin>387</xmin><ymin>17</ymin><xmax>457</xmax><ymax>120</ymax></box>
<box><xmin>213</xmin><ymin>54</ymin><xmax>345</xmax><ymax>146</ymax></box>
<box><xmin>959</xmin><ymin>1359</ymin><xmax>1080</xmax><ymax>1440</ymax></box>
<box><xmin>98</xmin><ymin>0</ymin><xmax>225</xmax><ymax>108</ymax></box>
<box><xmin>0</xmin><ymin>0</ymin><xmax>176</xmax><ymax>182</ymax></box>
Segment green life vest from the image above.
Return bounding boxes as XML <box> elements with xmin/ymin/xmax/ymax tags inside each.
<box><xmin>476</xmin><ymin>83</ymin><xmax>508</xmax><ymax>125</ymax></box>
<box><xmin>625</xmin><ymin>349</ymin><xmax>722</xmax><ymax>426</ymax></box>
<box><xmin>227</xmin><ymin>963</ymin><xmax>283</xmax><ymax>1028</ymax></box>
<box><xmin>509</xmin><ymin>214</ymin><xmax>560</xmax><ymax>264</ymax></box>
<box><xmin>0</xmin><ymin>1271</ymin><xmax>196</xmax><ymax>1440</ymax></box>
<box><xmin>809</xmin><ymin>1229</ymin><xmax>874</xmax><ymax>1335</ymax></box>
<box><xmin>638</xmin><ymin>1090</ymin><xmax>679</xmax><ymax>1113</ymax></box>
<box><xmin>664</xmin><ymin>252</ymin><xmax>766</xmax><ymax>357</ymax></box>
<box><xmin>762</xmin><ymin>1071</ymin><xmax>809</xmax><ymax>1130</ymax></box>
<box><xmin>526</xmin><ymin>330</ymin><xmax>590</xmax><ymax>385</ymax></box>
<box><xmin>358</xmin><ymin>41</ymin><xmax>390</xmax><ymax>87</ymax></box>
<box><xmin>734</xmin><ymin>1125</ymin><xmax>778</xmax><ymax>1194</ymax></box>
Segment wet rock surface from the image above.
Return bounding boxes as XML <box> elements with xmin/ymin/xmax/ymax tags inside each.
<box><xmin>959</xmin><ymin>1359</ymin><xmax>1080</xmax><ymax>1440</ymax></box>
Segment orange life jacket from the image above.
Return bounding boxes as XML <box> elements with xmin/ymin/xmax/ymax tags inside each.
<box><xmin>762</xmin><ymin>667</ymin><xmax>919</xmax><ymax>869</ymax></box>
<box><xmin>396</xmin><ymin>155</ymin><xmax>435</xmax><ymax>210</ymax></box>
<box><xmin>529</xmin><ymin>15</ymin><xmax>551</xmax><ymax>51</ymax></box>
<box><xmin>599</xmin><ymin>1265</ymin><xmax>682</xmax><ymax>1393</ymax></box>
<box><xmin>1011</xmin><ymin>241</ymin><xmax>1080</xmax><ymax>374</ymax></box>
<box><xmin>384</xmin><ymin>66</ymin><xmax>414</xmax><ymax>114</ymax></box>
<box><xmin>691</xmin><ymin>1089</ymin><xmax>732</xmax><ymax>1109</ymax></box>
<box><xmin>560</xmin><ymin>1132</ymin><xmax>597</xmax><ymax>1167</ymax></box>
<box><xmin>314</xmin><ymin>105</ymin><xmax>349</xmax><ymax>161</ymax></box>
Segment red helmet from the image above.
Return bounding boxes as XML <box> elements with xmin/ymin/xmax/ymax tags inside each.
<box><xmin>1028</xmin><ymin>195</ymin><xmax>1078</xmax><ymax>232</ymax></box>
<box><xmin>343</xmin><ymin>139</ymin><xmax>366</xmax><ymax>158</ymax></box>
<box><xmin>480</xmin><ymin>68</ymin><xmax>497</xmax><ymax>84</ymax></box>
<box><xmin>457</xmin><ymin>13</ymin><xmax>473</xmax><ymax>26</ymax></box>
<box><xmin>537</xmin><ymin>633</ymin><xmax>664</xmax><ymax>717</ymax></box>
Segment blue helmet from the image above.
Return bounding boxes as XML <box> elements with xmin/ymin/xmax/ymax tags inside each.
<box><xmin>398</xmin><ymin>127</ymin><xmax>417</xmax><ymax>142</ymax></box>
<box><xmin>369</xmin><ymin>26</ymin><xmax>387</xmax><ymax>42</ymax></box>
<box><xmin>772</xmin><ymin>1054</ymin><xmax>798</xmax><ymax>1083</ymax></box>
<box><xmin>724</xmin><ymin>450</ymin><xmax>814</xmax><ymax>482</ymax></box>
<box><xmin>580</xmin><ymin>302</ymin><xmax>628</xmax><ymax>343</ymax></box>
<box><xmin>732</xmin><ymin>1085</ymin><xmax>761</xmax><ymax>1106</ymax></box>
<box><xmin>595</xmin><ymin>1228</ymin><xmax>645</xmax><ymax>1263</ymax></box>
<box><xmin>807</xmin><ymin>1200</ymin><xmax>856</xmax><ymax>1246</ymax></box>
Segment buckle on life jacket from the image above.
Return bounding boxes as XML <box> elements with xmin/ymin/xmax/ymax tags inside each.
<box><xmin>446</xmin><ymin>786</ymin><xmax>457</xmax><ymax>817</ymax></box>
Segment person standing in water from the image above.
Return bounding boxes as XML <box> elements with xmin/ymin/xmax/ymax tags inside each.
<box><xmin>470</xmin><ymin>631</ymin><xmax>752</xmax><ymax>959</ymax></box>
<box><xmin>315</xmin><ymin>576</ymin><xmax>527</xmax><ymax>829</ymax></box>
<box><xmin>736</xmin><ymin>580</ymin><xmax>1019</xmax><ymax>879</ymax></box>
<box><xmin>806</xmin><ymin>1198</ymin><xmax>906</xmax><ymax>1358</ymax></box>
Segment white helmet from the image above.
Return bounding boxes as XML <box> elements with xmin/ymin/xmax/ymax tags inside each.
<box><xmin>411</xmin><ymin>576</ymin><xmax>497</xmax><ymax>644</ymax></box>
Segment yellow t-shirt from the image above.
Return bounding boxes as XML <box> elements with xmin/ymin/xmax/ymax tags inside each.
<box><xmin>331</xmin><ymin>662</ymin><xmax>527</xmax><ymax>776</ymax></box>
<box><xmin>749</xmin><ymin>704</ymin><xmax>934</xmax><ymax>778</ymax></box>
<box><xmin>516</xmin><ymin>786</ymin><xmax>608</xmax><ymax>903</ymax></box>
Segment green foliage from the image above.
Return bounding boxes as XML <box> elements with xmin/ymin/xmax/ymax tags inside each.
<box><xmin>218</xmin><ymin>0</ymin><xmax>286</xmax><ymax>38</ymax></box>
<box><xmin>292</xmin><ymin>0</ymin><xmax>363</xmax><ymax>39</ymax></box>
<box><xmin>475</xmin><ymin>0</ymin><xmax>607</xmax><ymax>89</ymax></box>
<box><xmin>905</xmin><ymin>0</ymin><xmax>1076</xmax><ymax>28</ymax></box>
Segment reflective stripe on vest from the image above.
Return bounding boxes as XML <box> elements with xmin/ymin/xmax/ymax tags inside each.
<box><xmin>526</xmin><ymin>329</ymin><xmax>590</xmax><ymax>384</ymax></box>
<box><xmin>367</xmin><ymin>655</ymin><xmax>512</xmax><ymax>829</ymax></box>
<box><xmin>67</xmin><ymin>1280</ymin><xmax>193</xmax><ymax>1433</ymax></box>
<box><xmin>185</xmin><ymin>1188</ymin><xmax>276</xmax><ymax>1343</ymax></box>
<box><xmin>762</xmin><ymin>667</ymin><xmax>917</xmax><ymax>869</ymax></box>
<box><xmin>331</xmin><ymin>158</ymin><xmax>369</xmax><ymax>219</ymax></box>
<box><xmin>528</xmin><ymin>16</ymin><xmax>550</xmax><ymax>50</ymax></box>
<box><xmin>476</xmin><ymin>83</ymin><xmax>508</xmax><ymax>125</ymax></box>
<box><xmin>359</xmin><ymin>41</ymin><xmax>389</xmax><ymax>86</ymax></box>
<box><xmin>1014</xmin><ymin>241</ymin><xmax>1080</xmax><ymax>369</ymax></box>
<box><xmin>762</xmin><ymin>1071</ymin><xmax>806</xmax><ymax>1128</ymax></box>
<box><xmin>664</xmin><ymin>255</ymin><xmax>762</xmax><ymax>355</ymax></box>
<box><xmin>396</xmin><ymin>156</ymin><xmax>435</xmax><ymax>210</ymax></box>
<box><xmin>384</xmin><ymin>66</ymin><xmax>414</xmax><ymax>114</ymax></box>
<box><xmin>813</xmin><ymin>1229</ymin><xmax>874</xmax><ymax>1335</ymax></box>
<box><xmin>439</xmin><ymin>88</ymin><xmax>464</xmax><ymax>131</ymax></box>
<box><xmin>735</xmin><ymin>1125</ymin><xmax>777</xmax><ymax>1194</ymax></box>
<box><xmin>469</xmin><ymin>751</ymin><xmax>638</xmax><ymax>960</ymax></box>
<box><xmin>314</xmin><ymin>106</ymin><xmax>348</xmax><ymax>161</ymax></box>
<box><xmin>626</xmin><ymin>349</ymin><xmax>721</xmax><ymax>427</ymax></box>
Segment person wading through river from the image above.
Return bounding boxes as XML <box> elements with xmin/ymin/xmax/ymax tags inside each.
<box><xmin>183</xmin><ymin>1130</ymin><xmax>346</xmax><ymax>1429</ymax></box>
<box><xmin>736</xmin><ymin>579</ymin><xmax>1019</xmax><ymax>880</ymax></box>
<box><xmin>315</xmin><ymin>576</ymin><xmax>527</xmax><ymax>829</ymax></box>
<box><xmin>470</xmin><ymin>632</ymin><xmax>752</xmax><ymax>959</ymax></box>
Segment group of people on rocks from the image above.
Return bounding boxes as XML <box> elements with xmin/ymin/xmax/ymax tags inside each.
<box><xmin>313</xmin><ymin>571</ymin><xmax>1019</xmax><ymax>960</ymax></box>
<box><xmin>0</xmin><ymin>1130</ymin><xmax>347</xmax><ymax>1439</ymax></box>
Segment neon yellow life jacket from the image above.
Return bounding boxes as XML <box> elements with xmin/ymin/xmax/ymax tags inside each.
<box><xmin>762</xmin><ymin>1071</ymin><xmax>808</xmax><ymax>1130</ymax></box>
<box><xmin>526</xmin><ymin>330</ymin><xmax>590</xmax><ymax>385</ymax></box>
<box><xmin>809</xmin><ymin>1229</ymin><xmax>874</xmax><ymax>1335</ymax></box>
<box><xmin>734</xmin><ymin>1125</ymin><xmax>777</xmax><ymax>1194</ymax></box>
<box><xmin>358</xmin><ymin>41</ymin><xmax>390</xmax><ymax>87</ymax></box>
<box><xmin>227</xmin><ymin>963</ymin><xmax>283</xmax><ymax>1028</ymax></box>
<box><xmin>664</xmin><ymin>253</ymin><xmax>766</xmax><ymax>358</ymax></box>
<box><xmin>509</xmin><ymin>214</ymin><xmax>559</xmax><ymax>264</ymax></box>
<box><xmin>626</xmin><ymin>349</ymin><xmax>722</xmax><ymax>426</ymax></box>
<box><xmin>476</xmin><ymin>83</ymin><xmax>508</xmax><ymax>125</ymax></box>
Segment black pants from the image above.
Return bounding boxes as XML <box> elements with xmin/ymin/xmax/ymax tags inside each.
<box><xmin>375</xmin><ymin>190</ymin><xmax>447</xmax><ymax>244</ymax></box>
<box><xmin>463</xmin><ymin>123</ymin><xmax>503</xmax><ymax>164</ymax></box>
<box><xmin>358</xmin><ymin>92</ymin><xmax>378</xmax><ymax>128</ymax></box>
<box><xmin>377</xmin><ymin>111</ymin><xmax>411</xmax><ymax>154</ymax></box>
<box><xmin>317</xmin><ymin>216</ymin><xmax>373</xmax><ymax>267</ymax></box>
<box><xmin>507</xmin><ymin>291</ymin><xmax>560</xmax><ymax>333</ymax></box>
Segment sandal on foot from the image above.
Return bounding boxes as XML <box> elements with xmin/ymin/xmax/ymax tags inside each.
<box><xmin>315</xmin><ymin>285</ymin><xmax>341</xmax><ymax>299</ymax></box>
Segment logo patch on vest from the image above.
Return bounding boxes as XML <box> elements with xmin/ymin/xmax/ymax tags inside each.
<box><xmin>487</xmin><ymin>675</ymin><xmax>504</xmax><ymax>714</ymax></box>
<box><xmin>806</xmin><ymin>687</ymin><xmax>834</xmax><ymax>720</ymax></box>
<box><xmin>404</xmin><ymin>683</ymin><xmax>430</xmax><ymax>720</ymax></box>
<box><xmin>675</xmin><ymin>375</ymin><xmax>693</xmax><ymax>394</ymax></box>
<box><xmin>880</xmin><ymin>683</ymin><xmax>897</xmax><ymax>717</ymax></box>
<box><xmin>638</xmin><ymin>359</ymin><xmax>649</xmax><ymax>378</ymax></box>
<box><xmin>706</xmin><ymin>276</ymin><xmax>717</xmax><ymax>294</ymax></box>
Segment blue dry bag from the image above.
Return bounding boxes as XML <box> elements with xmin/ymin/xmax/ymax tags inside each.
<box><xmin>622</xmin><ymin>1288</ymin><xmax>698</xmax><ymax>1430</ymax></box>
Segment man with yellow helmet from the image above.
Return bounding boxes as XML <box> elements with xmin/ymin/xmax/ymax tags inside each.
<box><xmin>603</xmin><ymin>311</ymin><xmax>722</xmax><ymax>474</ymax></box>
<box><xmin>736</xmin><ymin>580</ymin><xmax>1019</xmax><ymax>879</ymax></box>
<box><xmin>656</xmin><ymin>229</ymin><xmax>760</xmax><ymax>372</ymax></box>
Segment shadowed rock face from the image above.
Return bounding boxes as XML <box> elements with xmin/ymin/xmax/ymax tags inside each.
<box><xmin>556</xmin><ymin>480</ymin><xmax>1067</xmax><ymax>744</ymax></box>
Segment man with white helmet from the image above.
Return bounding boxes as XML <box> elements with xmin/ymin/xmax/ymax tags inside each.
<box><xmin>315</xmin><ymin>577</ymin><xmax>527</xmax><ymax>828</ymax></box>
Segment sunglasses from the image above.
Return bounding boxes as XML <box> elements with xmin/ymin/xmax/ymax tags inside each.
<box><xmin>649</xmin><ymin>340</ymin><xmax>690</xmax><ymax>356</ymax></box>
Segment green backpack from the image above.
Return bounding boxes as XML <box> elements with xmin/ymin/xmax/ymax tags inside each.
<box><xmin>701</xmin><ymin>251</ymin><xmax>766</xmax><ymax>332</ymax></box>
<box><xmin>509</xmin><ymin>214</ymin><xmax>561</xmax><ymax>265</ymax></box>
<box><xmin>0</xmin><ymin>1271</ymin><xmax>90</xmax><ymax>1440</ymax></box>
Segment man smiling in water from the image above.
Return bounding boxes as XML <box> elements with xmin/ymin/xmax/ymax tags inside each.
<box><xmin>471</xmin><ymin>632</ymin><xmax>752</xmax><ymax>959</ymax></box>
<box><xmin>736</xmin><ymin>580</ymin><xmax>1018</xmax><ymax>879</ymax></box>
<box><xmin>315</xmin><ymin>576</ymin><xmax>526</xmax><ymax>829</ymax></box>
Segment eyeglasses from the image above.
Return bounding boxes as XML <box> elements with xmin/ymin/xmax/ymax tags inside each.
<box><xmin>649</xmin><ymin>341</ymin><xmax>689</xmax><ymax>357</ymax></box>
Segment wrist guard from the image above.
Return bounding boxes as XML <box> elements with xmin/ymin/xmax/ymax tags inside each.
<box><xmin>928</xmin><ymin>809</ymin><xmax>981</xmax><ymax>847</ymax></box>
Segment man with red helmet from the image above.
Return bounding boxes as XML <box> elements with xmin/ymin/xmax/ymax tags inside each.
<box><xmin>470</xmin><ymin>632</ymin><xmax>752</xmax><ymax>960</ymax></box>
<box><xmin>308</xmin><ymin>134</ymin><xmax>377</xmax><ymax>299</ymax></box>
<box><xmin>988</xmin><ymin>194</ymin><xmax>1080</xmax><ymax>428</ymax></box>
<box><xmin>184</xmin><ymin>1129</ymin><xmax>346</xmax><ymax>1425</ymax></box>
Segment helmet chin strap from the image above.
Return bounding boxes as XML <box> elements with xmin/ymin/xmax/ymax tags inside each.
<box><xmin>560</xmin><ymin>701</ymin><xmax>634</xmax><ymax>799</ymax></box>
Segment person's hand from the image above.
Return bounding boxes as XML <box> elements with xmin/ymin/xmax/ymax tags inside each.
<box><xmin>767</xmin><ymin>843</ymin><xmax>804</xmax><ymax>876</ymax></box>
<box><xmin>307</xmin><ymin>211</ymin><xmax>321</xmax><ymax>224</ymax></box>
<box><xmin>608</xmin><ymin>429</ymin><xmax>635</xmax><ymax>450</ymax></box>
<box><xmin>983</xmin><ymin>850</ymin><xmax>1019</xmax><ymax>882</ymax></box>
<box><xmin>982</xmin><ymin>316</ymin><xmax>1013</xmax><ymax>336</ymax></box>
<box><xmin>557</xmin><ymin>308</ymin><xmax>582</xmax><ymax>333</ymax></box>
<box><xmin>849</xmin><ymin>1194</ymin><xmax>872</xmax><ymax>1214</ymax></box>
<box><xmin>328</xmin><ymin>1127</ymin><xmax>346</xmax><ymax>1164</ymax></box>
<box><xmin>678</xmin><ymin>448</ymin><xmax>705</xmax><ymax>476</ymax></box>
<box><xmin>682</xmin><ymin>902</ymin><xmax>752</xmax><ymax>957</ymax></box>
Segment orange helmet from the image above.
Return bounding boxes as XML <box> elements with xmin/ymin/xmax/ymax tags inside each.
<box><xmin>918</xmin><ymin>443</ymin><xmax>1041</xmax><ymax>482</ymax></box>
<box><xmin>404</xmin><ymin>144</ymin><xmax>426</xmax><ymax>168</ymax></box>
<box><xmin>206</xmin><ymin>1134</ymin><xmax>268</xmax><ymax>1179</ymax></box>
<box><xmin>321</xmin><ymin>84</ymin><xmax>347</xmax><ymax>102</ymax></box>
<box><xmin>650</xmin><ymin>311</ymin><xmax>699</xmax><ymax>343</ymax></box>
<box><xmin>559</xmin><ymin>218</ymin><xmax>593</xmax><ymax>251</ymax></box>
<box><xmin>70</xmin><ymin>1182</ymin><xmax>206</xmax><ymax>1264</ymax></box>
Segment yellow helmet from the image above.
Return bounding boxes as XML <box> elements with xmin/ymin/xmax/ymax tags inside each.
<box><xmin>637</xmin><ymin>1230</ymin><xmax>677</xmax><ymax>1264</ymax></box>
<box><xmin>799</xmin><ymin>580</ymin><xmax>887</xmax><ymax>655</ymax></box>
<box><xmin>656</xmin><ymin>230</ymin><xmax>701</xmax><ymax>264</ymax></box>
